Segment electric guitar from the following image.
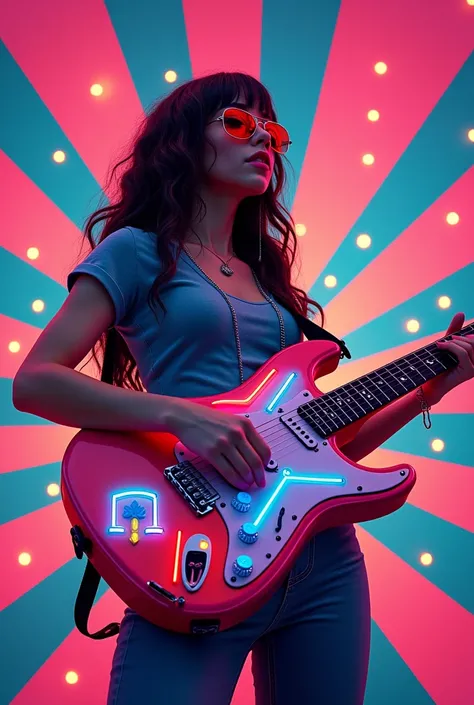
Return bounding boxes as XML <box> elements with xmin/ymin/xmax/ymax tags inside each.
<box><xmin>61</xmin><ymin>323</ymin><xmax>472</xmax><ymax>636</ymax></box>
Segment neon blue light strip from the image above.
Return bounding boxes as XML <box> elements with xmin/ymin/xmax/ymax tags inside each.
<box><xmin>253</xmin><ymin>469</ymin><xmax>346</xmax><ymax>527</ymax></box>
<box><xmin>266</xmin><ymin>372</ymin><xmax>297</xmax><ymax>412</ymax></box>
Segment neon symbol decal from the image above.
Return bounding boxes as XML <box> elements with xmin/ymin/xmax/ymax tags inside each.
<box><xmin>108</xmin><ymin>490</ymin><xmax>164</xmax><ymax>540</ymax></box>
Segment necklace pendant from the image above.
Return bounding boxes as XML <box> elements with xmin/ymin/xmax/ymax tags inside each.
<box><xmin>220</xmin><ymin>263</ymin><xmax>234</xmax><ymax>277</ymax></box>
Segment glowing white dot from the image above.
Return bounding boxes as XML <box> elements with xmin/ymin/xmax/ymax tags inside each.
<box><xmin>405</xmin><ymin>319</ymin><xmax>420</xmax><ymax>333</ymax></box>
<box><xmin>374</xmin><ymin>62</ymin><xmax>388</xmax><ymax>75</ymax></box>
<box><xmin>164</xmin><ymin>70</ymin><xmax>177</xmax><ymax>83</ymax></box>
<box><xmin>324</xmin><ymin>275</ymin><xmax>337</xmax><ymax>288</ymax></box>
<box><xmin>90</xmin><ymin>83</ymin><xmax>104</xmax><ymax>96</ymax></box>
<box><xmin>53</xmin><ymin>150</ymin><xmax>66</xmax><ymax>163</ymax></box>
<box><xmin>431</xmin><ymin>438</ymin><xmax>445</xmax><ymax>452</ymax></box>
<box><xmin>18</xmin><ymin>552</ymin><xmax>32</xmax><ymax>566</ymax></box>
<box><xmin>437</xmin><ymin>295</ymin><xmax>451</xmax><ymax>310</ymax></box>
<box><xmin>47</xmin><ymin>483</ymin><xmax>60</xmax><ymax>497</ymax></box>
<box><xmin>362</xmin><ymin>153</ymin><xmax>375</xmax><ymax>166</ymax></box>
<box><xmin>356</xmin><ymin>233</ymin><xmax>371</xmax><ymax>249</ymax></box>
<box><xmin>32</xmin><ymin>299</ymin><xmax>45</xmax><ymax>313</ymax></box>
<box><xmin>295</xmin><ymin>223</ymin><xmax>306</xmax><ymax>237</ymax></box>
<box><xmin>8</xmin><ymin>341</ymin><xmax>21</xmax><ymax>353</ymax></box>
<box><xmin>446</xmin><ymin>212</ymin><xmax>459</xmax><ymax>225</ymax></box>
<box><xmin>65</xmin><ymin>671</ymin><xmax>79</xmax><ymax>685</ymax></box>
<box><xmin>368</xmin><ymin>109</ymin><xmax>380</xmax><ymax>122</ymax></box>
<box><xmin>420</xmin><ymin>552</ymin><xmax>433</xmax><ymax>566</ymax></box>
<box><xmin>27</xmin><ymin>247</ymin><xmax>39</xmax><ymax>260</ymax></box>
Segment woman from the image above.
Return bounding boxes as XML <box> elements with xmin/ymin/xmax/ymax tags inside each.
<box><xmin>12</xmin><ymin>72</ymin><xmax>474</xmax><ymax>705</ymax></box>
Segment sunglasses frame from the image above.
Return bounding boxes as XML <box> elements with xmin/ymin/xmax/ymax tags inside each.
<box><xmin>208</xmin><ymin>107</ymin><xmax>292</xmax><ymax>154</ymax></box>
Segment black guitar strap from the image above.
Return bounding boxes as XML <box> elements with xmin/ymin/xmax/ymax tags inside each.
<box><xmin>71</xmin><ymin>315</ymin><xmax>351</xmax><ymax>639</ymax></box>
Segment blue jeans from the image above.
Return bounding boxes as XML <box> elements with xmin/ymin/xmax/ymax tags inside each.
<box><xmin>107</xmin><ymin>524</ymin><xmax>371</xmax><ymax>705</ymax></box>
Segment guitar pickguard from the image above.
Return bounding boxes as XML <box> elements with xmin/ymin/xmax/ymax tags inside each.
<box><xmin>174</xmin><ymin>390</ymin><xmax>410</xmax><ymax>588</ymax></box>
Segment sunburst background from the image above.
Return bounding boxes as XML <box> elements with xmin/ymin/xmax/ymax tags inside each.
<box><xmin>1</xmin><ymin>1</ymin><xmax>473</xmax><ymax>704</ymax></box>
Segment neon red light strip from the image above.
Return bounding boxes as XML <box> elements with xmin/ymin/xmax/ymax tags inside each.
<box><xmin>211</xmin><ymin>368</ymin><xmax>277</xmax><ymax>406</ymax></box>
<box><xmin>172</xmin><ymin>530</ymin><xmax>182</xmax><ymax>584</ymax></box>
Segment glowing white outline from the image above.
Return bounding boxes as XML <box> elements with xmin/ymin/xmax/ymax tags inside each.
<box><xmin>108</xmin><ymin>490</ymin><xmax>164</xmax><ymax>534</ymax></box>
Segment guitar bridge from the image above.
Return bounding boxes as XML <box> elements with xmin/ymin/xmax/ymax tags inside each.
<box><xmin>164</xmin><ymin>461</ymin><xmax>220</xmax><ymax>516</ymax></box>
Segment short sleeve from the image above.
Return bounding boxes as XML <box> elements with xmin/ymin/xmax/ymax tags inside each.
<box><xmin>67</xmin><ymin>227</ymin><xmax>138</xmax><ymax>326</ymax></box>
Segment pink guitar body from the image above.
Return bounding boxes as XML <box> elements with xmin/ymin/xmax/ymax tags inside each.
<box><xmin>61</xmin><ymin>339</ymin><xmax>416</xmax><ymax>634</ymax></box>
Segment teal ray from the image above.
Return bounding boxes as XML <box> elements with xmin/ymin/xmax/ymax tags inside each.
<box><xmin>0</xmin><ymin>247</ymin><xmax>66</xmax><ymax>324</ymax></box>
<box><xmin>364</xmin><ymin>621</ymin><xmax>435</xmax><ymax>705</ymax></box>
<box><xmin>361</xmin><ymin>503</ymin><xmax>474</xmax><ymax>613</ymax></box>
<box><xmin>0</xmin><ymin>559</ymin><xmax>109</xmax><ymax>705</ymax></box>
<box><xmin>105</xmin><ymin>0</ymin><xmax>192</xmax><ymax>111</ymax></box>
<box><xmin>382</xmin><ymin>413</ymin><xmax>473</xmax><ymax>467</ymax></box>
<box><xmin>309</xmin><ymin>52</ymin><xmax>474</xmax><ymax>306</ymax></box>
<box><xmin>340</xmin><ymin>262</ymin><xmax>473</xmax><ymax>361</ymax></box>
<box><xmin>261</xmin><ymin>0</ymin><xmax>341</xmax><ymax>210</ymax></box>
<box><xmin>0</xmin><ymin>43</ymin><xmax>103</xmax><ymax>230</ymax></box>
<box><xmin>0</xmin><ymin>463</ymin><xmax>60</xmax><ymax>525</ymax></box>
<box><xmin>0</xmin><ymin>379</ymin><xmax>53</xmax><ymax>427</ymax></box>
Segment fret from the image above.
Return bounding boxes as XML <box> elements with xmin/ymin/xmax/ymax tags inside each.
<box><xmin>396</xmin><ymin>358</ymin><xmax>432</xmax><ymax>387</ymax></box>
<box><xmin>299</xmin><ymin>403</ymin><xmax>338</xmax><ymax>436</ymax></box>
<box><xmin>312</xmin><ymin>397</ymin><xmax>348</xmax><ymax>429</ymax></box>
<box><xmin>340</xmin><ymin>383</ymin><xmax>372</xmax><ymax>415</ymax></box>
<box><xmin>410</xmin><ymin>351</ymin><xmax>441</xmax><ymax>379</ymax></box>
<box><xmin>389</xmin><ymin>360</ymin><xmax>418</xmax><ymax>391</ymax></box>
<box><xmin>356</xmin><ymin>374</ymin><xmax>392</xmax><ymax>403</ymax></box>
<box><xmin>348</xmin><ymin>381</ymin><xmax>380</xmax><ymax>411</ymax></box>
<box><xmin>326</xmin><ymin>390</ymin><xmax>360</xmax><ymax>423</ymax></box>
<box><xmin>370</xmin><ymin>369</ymin><xmax>399</xmax><ymax>399</ymax></box>
<box><xmin>313</xmin><ymin>410</ymin><xmax>339</xmax><ymax>435</ymax></box>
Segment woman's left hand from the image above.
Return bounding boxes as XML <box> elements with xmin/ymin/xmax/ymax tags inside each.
<box><xmin>422</xmin><ymin>312</ymin><xmax>474</xmax><ymax>407</ymax></box>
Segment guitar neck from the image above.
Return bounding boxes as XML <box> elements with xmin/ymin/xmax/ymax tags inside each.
<box><xmin>298</xmin><ymin>322</ymin><xmax>474</xmax><ymax>437</ymax></box>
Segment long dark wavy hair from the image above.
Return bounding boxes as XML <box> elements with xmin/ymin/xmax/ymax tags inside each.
<box><xmin>79</xmin><ymin>71</ymin><xmax>324</xmax><ymax>390</ymax></box>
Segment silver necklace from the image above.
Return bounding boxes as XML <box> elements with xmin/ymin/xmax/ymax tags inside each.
<box><xmin>198</xmin><ymin>242</ymin><xmax>236</xmax><ymax>277</ymax></box>
<box><xmin>183</xmin><ymin>247</ymin><xmax>286</xmax><ymax>384</ymax></box>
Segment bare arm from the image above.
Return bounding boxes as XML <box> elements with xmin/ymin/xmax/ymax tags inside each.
<box><xmin>12</xmin><ymin>274</ymin><xmax>184</xmax><ymax>432</ymax></box>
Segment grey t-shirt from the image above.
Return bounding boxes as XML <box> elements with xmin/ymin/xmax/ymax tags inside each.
<box><xmin>67</xmin><ymin>227</ymin><xmax>301</xmax><ymax>398</ymax></box>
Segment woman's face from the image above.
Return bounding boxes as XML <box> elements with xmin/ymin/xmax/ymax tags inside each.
<box><xmin>202</xmin><ymin>101</ymin><xmax>276</xmax><ymax>199</ymax></box>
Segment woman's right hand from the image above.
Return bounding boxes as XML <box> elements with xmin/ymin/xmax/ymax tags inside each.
<box><xmin>165</xmin><ymin>398</ymin><xmax>271</xmax><ymax>490</ymax></box>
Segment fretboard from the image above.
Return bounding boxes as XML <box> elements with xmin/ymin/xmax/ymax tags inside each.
<box><xmin>298</xmin><ymin>322</ymin><xmax>473</xmax><ymax>438</ymax></box>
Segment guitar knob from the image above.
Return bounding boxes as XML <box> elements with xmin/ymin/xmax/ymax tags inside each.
<box><xmin>231</xmin><ymin>492</ymin><xmax>252</xmax><ymax>513</ymax></box>
<box><xmin>238</xmin><ymin>522</ymin><xmax>258</xmax><ymax>544</ymax></box>
<box><xmin>232</xmin><ymin>555</ymin><xmax>253</xmax><ymax>578</ymax></box>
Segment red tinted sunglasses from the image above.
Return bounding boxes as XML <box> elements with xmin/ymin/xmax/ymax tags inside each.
<box><xmin>209</xmin><ymin>107</ymin><xmax>292</xmax><ymax>154</ymax></box>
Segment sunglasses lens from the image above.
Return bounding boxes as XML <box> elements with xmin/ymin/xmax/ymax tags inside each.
<box><xmin>265</xmin><ymin>122</ymin><xmax>290</xmax><ymax>154</ymax></box>
<box><xmin>222</xmin><ymin>108</ymin><xmax>291</xmax><ymax>154</ymax></box>
<box><xmin>223</xmin><ymin>108</ymin><xmax>256</xmax><ymax>138</ymax></box>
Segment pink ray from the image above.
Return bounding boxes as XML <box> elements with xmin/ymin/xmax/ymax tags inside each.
<box><xmin>316</xmin><ymin>320</ymin><xmax>474</xmax><ymax>416</ymax></box>
<box><xmin>324</xmin><ymin>168</ymin><xmax>474</xmax><ymax>336</ymax></box>
<box><xmin>357</xmin><ymin>528</ymin><xmax>474</xmax><ymax>705</ymax></box>
<box><xmin>293</xmin><ymin>0</ymin><xmax>474</xmax><ymax>291</ymax></box>
<box><xmin>10</xmin><ymin>589</ymin><xmax>124</xmax><ymax>705</ymax></box>
<box><xmin>0</xmin><ymin>315</ymin><xmax>42</xmax><ymax>378</ymax></box>
<box><xmin>0</xmin><ymin>425</ymin><xmax>77</xmax><ymax>474</ymax></box>
<box><xmin>360</xmin><ymin>448</ymin><xmax>473</xmax><ymax>533</ymax></box>
<box><xmin>0</xmin><ymin>0</ymin><xmax>143</xmax><ymax>188</ymax></box>
<box><xmin>182</xmin><ymin>0</ymin><xmax>262</xmax><ymax>78</ymax></box>
<box><xmin>0</xmin><ymin>503</ymin><xmax>75</xmax><ymax>610</ymax></box>
<box><xmin>0</xmin><ymin>152</ymin><xmax>89</xmax><ymax>284</ymax></box>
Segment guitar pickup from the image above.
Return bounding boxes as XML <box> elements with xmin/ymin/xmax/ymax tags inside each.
<box><xmin>164</xmin><ymin>461</ymin><xmax>220</xmax><ymax>516</ymax></box>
